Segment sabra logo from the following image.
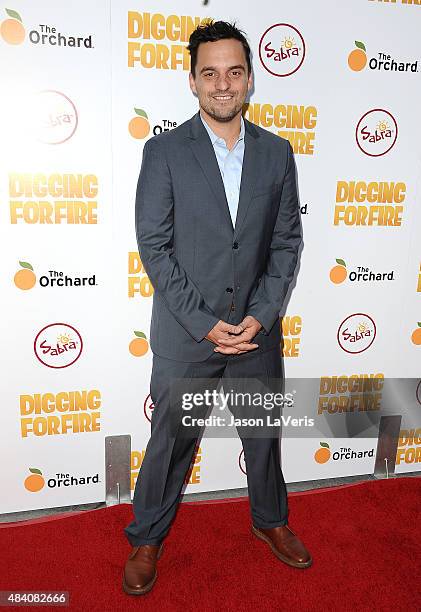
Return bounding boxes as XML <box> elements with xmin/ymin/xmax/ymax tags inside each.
<box><xmin>0</xmin><ymin>8</ymin><xmax>93</xmax><ymax>48</ymax></box>
<box><xmin>348</xmin><ymin>40</ymin><xmax>418</xmax><ymax>73</ymax></box>
<box><xmin>24</xmin><ymin>468</ymin><xmax>99</xmax><ymax>492</ymax></box>
<box><xmin>314</xmin><ymin>442</ymin><xmax>374</xmax><ymax>463</ymax></box>
<box><xmin>128</xmin><ymin>107</ymin><xmax>177</xmax><ymax>141</ymax></box>
<box><xmin>143</xmin><ymin>394</ymin><xmax>155</xmax><ymax>422</ymax></box>
<box><xmin>238</xmin><ymin>449</ymin><xmax>247</xmax><ymax>475</ymax></box>
<box><xmin>329</xmin><ymin>258</ymin><xmax>395</xmax><ymax>284</ymax></box>
<box><xmin>14</xmin><ymin>261</ymin><xmax>97</xmax><ymax>290</ymax></box>
<box><xmin>259</xmin><ymin>23</ymin><xmax>305</xmax><ymax>77</ymax></box>
<box><xmin>337</xmin><ymin>313</ymin><xmax>376</xmax><ymax>354</ymax></box>
<box><xmin>34</xmin><ymin>323</ymin><xmax>83</xmax><ymax>368</ymax></box>
<box><xmin>129</xmin><ymin>331</ymin><xmax>149</xmax><ymax>357</ymax></box>
<box><xmin>0</xmin><ymin>8</ymin><xmax>24</xmax><ymax>44</ymax></box>
<box><xmin>356</xmin><ymin>109</ymin><xmax>398</xmax><ymax>157</ymax></box>
<box><xmin>33</xmin><ymin>90</ymin><xmax>78</xmax><ymax>145</ymax></box>
<box><xmin>411</xmin><ymin>323</ymin><xmax>421</xmax><ymax>345</ymax></box>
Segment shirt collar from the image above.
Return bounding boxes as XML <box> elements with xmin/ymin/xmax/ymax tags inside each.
<box><xmin>200</xmin><ymin>111</ymin><xmax>245</xmax><ymax>147</ymax></box>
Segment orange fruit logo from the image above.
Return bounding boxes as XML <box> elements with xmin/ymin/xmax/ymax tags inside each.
<box><xmin>14</xmin><ymin>261</ymin><xmax>36</xmax><ymax>290</ymax></box>
<box><xmin>348</xmin><ymin>41</ymin><xmax>367</xmax><ymax>71</ymax></box>
<box><xmin>411</xmin><ymin>322</ymin><xmax>421</xmax><ymax>345</ymax></box>
<box><xmin>24</xmin><ymin>468</ymin><xmax>45</xmax><ymax>492</ymax></box>
<box><xmin>129</xmin><ymin>331</ymin><xmax>149</xmax><ymax>356</ymax></box>
<box><xmin>0</xmin><ymin>8</ymin><xmax>25</xmax><ymax>45</ymax></box>
<box><xmin>314</xmin><ymin>442</ymin><xmax>331</xmax><ymax>464</ymax></box>
<box><xmin>329</xmin><ymin>258</ymin><xmax>347</xmax><ymax>284</ymax></box>
<box><xmin>128</xmin><ymin>108</ymin><xmax>150</xmax><ymax>139</ymax></box>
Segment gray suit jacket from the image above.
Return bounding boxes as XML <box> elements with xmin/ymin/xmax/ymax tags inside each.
<box><xmin>135</xmin><ymin>110</ymin><xmax>302</xmax><ymax>362</ymax></box>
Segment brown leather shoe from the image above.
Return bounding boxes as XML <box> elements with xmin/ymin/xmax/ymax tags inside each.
<box><xmin>252</xmin><ymin>524</ymin><xmax>312</xmax><ymax>568</ymax></box>
<box><xmin>122</xmin><ymin>543</ymin><xmax>164</xmax><ymax>595</ymax></box>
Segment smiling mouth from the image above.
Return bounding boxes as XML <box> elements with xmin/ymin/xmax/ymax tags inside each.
<box><xmin>213</xmin><ymin>95</ymin><xmax>234</xmax><ymax>101</ymax></box>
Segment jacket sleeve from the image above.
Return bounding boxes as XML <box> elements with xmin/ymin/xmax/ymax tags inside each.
<box><xmin>246</xmin><ymin>140</ymin><xmax>302</xmax><ymax>334</ymax></box>
<box><xmin>135</xmin><ymin>138</ymin><xmax>220</xmax><ymax>342</ymax></box>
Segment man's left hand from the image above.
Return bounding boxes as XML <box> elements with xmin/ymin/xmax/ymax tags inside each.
<box><xmin>213</xmin><ymin>315</ymin><xmax>262</xmax><ymax>354</ymax></box>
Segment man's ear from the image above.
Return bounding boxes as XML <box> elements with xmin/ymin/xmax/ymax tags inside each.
<box><xmin>189</xmin><ymin>72</ymin><xmax>197</xmax><ymax>95</ymax></box>
<box><xmin>247</xmin><ymin>70</ymin><xmax>253</xmax><ymax>93</ymax></box>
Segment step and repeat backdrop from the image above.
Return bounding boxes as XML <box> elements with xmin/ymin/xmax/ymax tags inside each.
<box><xmin>1</xmin><ymin>0</ymin><xmax>420</xmax><ymax>514</ymax></box>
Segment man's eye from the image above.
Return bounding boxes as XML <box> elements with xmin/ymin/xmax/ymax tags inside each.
<box><xmin>205</xmin><ymin>72</ymin><xmax>214</xmax><ymax>77</ymax></box>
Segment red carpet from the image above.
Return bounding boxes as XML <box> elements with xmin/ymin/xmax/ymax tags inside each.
<box><xmin>0</xmin><ymin>478</ymin><xmax>419</xmax><ymax>611</ymax></box>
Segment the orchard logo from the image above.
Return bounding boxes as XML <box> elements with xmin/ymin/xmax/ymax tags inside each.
<box><xmin>24</xmin><ymin>468</ymin><xmax>99</xmax><ymax>492</ymax></box>
<box><xmin>356</xmin><ymin>109</ymin><xmax>398</xmax><ymax>157</ymax></box>
<box><xmin>143</xmin><ymin>394</ymin><xmax>155</xmax><ymax>422</ymax></box>
<box><xmin>329</xmin><ymin>259</ymin><xmax>348</xmax><ymax>284</ymax></box>
<box><xmin>348</xmin><ymin>40</ymin><xmax>418</xmax><ymax>74</ymax></box>
<box><xmin>129</xmin><ymin>331</ymin><xmax>149</xmax><ymax>357</ymax></box>
<box><xmin>33</xmin><ymin>90</ymin><xmax>78</xmax><ymax>144</ymax></box>
<box><xmin>314</xmin><ymin>442</ymin><xmax>331</xmax><ymax>464</ymax></box>
<box><xmin>348</xmin><ymin>41</ymin><xmax>367</xmax><ymax>71</ymax></box>
<box><xmin>34</xmin><ymin>323</ymin><xmax>83</xmax><ymax>368</ymax></box>
<box><xmin>14</xmin><ymin>261</ymin><xmax>97</xmax><ymax>290</ymax></box>
<box><xmin>0</xmin><ymin>8</ymin><xmax>25</xmax><ymax>44</ymax></box>
<box><xmin>128</xmin><ymin>108</ymin><xmax>150</xmax><ymax>139</ymax></box>
<box><xmin>14</xmin><ymin>261</ymin><xmax>36</xmax><ymax>290</ymax></box>
<box><xmin>337</xmin><ymin>313</ymin><xmax>376</xmax><ymax>354</ymax></box>
<box><xmin>238</xmin><ymin>449</ymin><xmax>247</xmax><ymax>475</ymax></box>
<box><xmin>329</xmin><ymin>258</ymin><xmax>395</xmax><ymax>284</ymax></box>
<box><xmin>24</xmin><ymin>468</ymin><xmax>45</xmax><ymax>492</ymax></box>
<box><xmin>259</xmin><ymin>23</ymin><xmax>305</xmax><ymax>77</ymax></box>
<box><xmin>128</xmin><ymin>107</ymin><xmax>178</xmax><ymax>141</ymax></box>
<box><xmin>411</xmin><ymin>323</ymin><xmax>421</xmax><ymax>346</ymax></box>
<box><xmin>0</xmin><ymin>8</ymin><xmax>93</xmax><ymax>48</ymax></box>
<box><xmin>314</xmin><ymin>443</ymin><xmax>374</xmax><ymax>463</ymax></box>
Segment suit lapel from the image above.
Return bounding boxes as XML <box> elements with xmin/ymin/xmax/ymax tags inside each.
<box><xmin>234</xmin><ymin>123</ymin><xmax>261</xmax><ymax>239</ymax></box>
<box><xmin>187</xmin><ymin>111</ymin><xmax>262</xmax><ymax>238</ymax></box>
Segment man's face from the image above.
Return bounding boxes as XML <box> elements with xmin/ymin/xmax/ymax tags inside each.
<box><xmin>189</xmin><ymin>38</ymin><xmax>252</xmax><ymax>123</ymax></box>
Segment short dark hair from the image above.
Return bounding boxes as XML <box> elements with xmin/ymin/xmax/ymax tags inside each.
<box><xmin>187</xmin><ymin>20</ymin><xmax>252</xmax><ymax>78</ymax></box>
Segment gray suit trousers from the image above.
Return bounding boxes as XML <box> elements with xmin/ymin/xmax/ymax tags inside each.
<box><xmin>124</xmin><ymin>346</ymin><xmax>288</xmax><ymax>546</ymax></box>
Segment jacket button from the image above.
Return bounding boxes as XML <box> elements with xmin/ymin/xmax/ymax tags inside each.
<box><xmin>230</xmin><ymin>302</ymin><xmax>235</xmax><ymax>311</ymax></box>
<box><xmin>226</xmin><ymin>287</ymin><xmax>233</xmax><ymax>293</ymax></box>
<box><xmin>233</xmin><ymin>242</ymin><xmax>239</xmax><ymax>249</ymax></box>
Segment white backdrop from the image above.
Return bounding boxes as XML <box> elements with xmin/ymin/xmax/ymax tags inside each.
<box><xmin>1</xmin><ymin>0</ymin><xmax>420</xmax><ymax>514</ymax></box>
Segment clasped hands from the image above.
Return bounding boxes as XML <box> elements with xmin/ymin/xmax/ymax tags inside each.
<box><xmin>205</xmin><ymin>315</ymin><xmax>262</xmax><ymax>355</ymax></box>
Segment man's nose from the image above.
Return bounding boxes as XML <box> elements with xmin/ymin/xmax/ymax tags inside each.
<box><xmin>215</xmin><ymin>75</ymin><xmax>230</xmax><ymax>90</ymax></box>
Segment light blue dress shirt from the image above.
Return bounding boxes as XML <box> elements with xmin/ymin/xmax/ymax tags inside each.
<box><xmin>200</xmin><ymin>112</ymin><xmax>245</xmax><ymax>227</ymax></box>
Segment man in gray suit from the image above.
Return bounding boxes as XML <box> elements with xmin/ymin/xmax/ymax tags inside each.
<box><xmin>123</xmin><ymin>21</ymin><xmax>311</xmax><ymax>595</ymax></box>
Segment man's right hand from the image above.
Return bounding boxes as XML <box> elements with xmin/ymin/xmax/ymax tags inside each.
<box><xmin>205</xmin><ymin>320</ymin><xmax>259</xmax><ymax>354</ymax></box>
